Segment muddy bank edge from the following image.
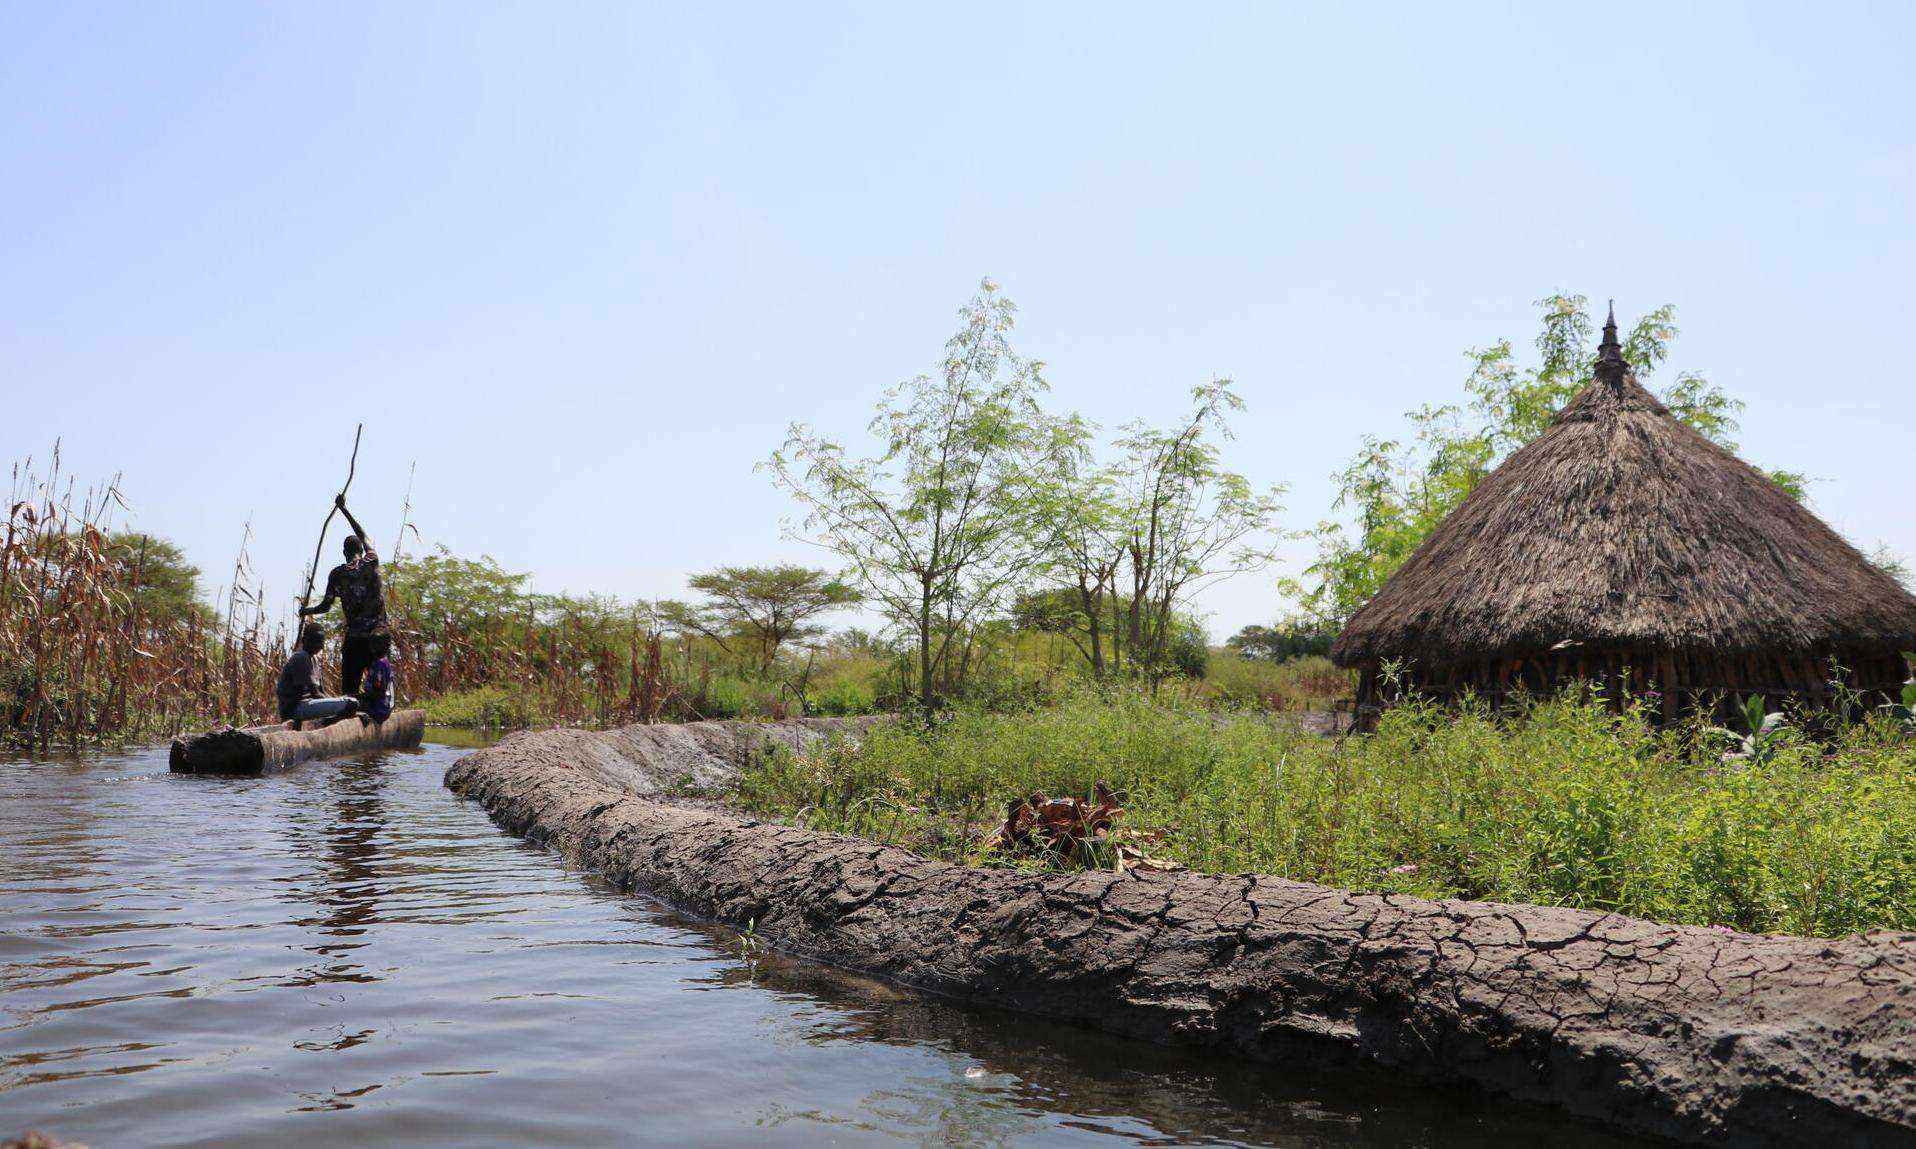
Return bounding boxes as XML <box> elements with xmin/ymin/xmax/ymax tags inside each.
<box><xmin>445</xmin><ymin>718</ymin><xmax>1916</xmax><ymax>1148</ymax></box>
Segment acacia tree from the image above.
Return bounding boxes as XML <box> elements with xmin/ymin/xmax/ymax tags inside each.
<box><xmin>1297</xmin><ymin>295</ymin><xmax>1805</xmax><ymax>625</ymax></box>
<box><xmin>675</xmin><ymin>565</ymin><xmax>859</xmax><ymax>671</ymax></box>
<box><xmin>1022</xmin><ymin>413</ymin><xmax>1126</xmax><ymax>675</ymax></box>
<box><xmin>1020</xmin><ymin>380</ymin><xmax>1285</xmax><ymax>682</ymax></box>
<box><xmin>1224</xmin><ymin>620</ymin><xmax>1335</xmax><ymax>661</ymax></box>
<box><xmin>765</xmin><ymin>280</ymin><xmax>1049</xmax><ymax>709</ymax></box>
<box><xmin>1111</xmin><ymin>380</ymin><xmax>1286</xmax><ymax>682</ymax></box>
<box><xmin>108</xmin><ymin>533</ymin><xmax>214</xmax><ymax>631</ymax></box>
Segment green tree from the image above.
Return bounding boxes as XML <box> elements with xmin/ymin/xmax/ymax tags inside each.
<box><xmin>1225</xmin><ymin>619</ymin><xmax>1335</xmax><ymax>661</ymax></box>
<box><xmin>1110</xmin><ymin>380</ymin><xmax>1286</xmax><ymax>682</ymax></box>
<box><xmin>678</xmin><ymin>565</ymin><xmax>859</xmax><ymax>671</ymax></box>
<box><xmin>1298</xmin><ymin>296</ymin><xmax>1805</xmax><ymax>624</ymax></box>
<box><xmin>108</xmin><ymin>533</ymin><xmax>214</xmax><ymax>630</ymax></box>
<box><xmin>766</xmin><ymin>279</ymin><xmax>1051</xmax><ymax>709</ymax></box>
<box><xmin>384</xmin><ymin>547</ymin><xmax>540</xmax><ymax>688</ymax></box>
<box><xmin>1020</xmin><ymin>381</ymin><xmax>1285</xmax><ymax>682</ymax></box>
<box><xmin>1023</xmin><ymin>413</ymin><xmax>1126</xmax><ymax>675</ymax></box>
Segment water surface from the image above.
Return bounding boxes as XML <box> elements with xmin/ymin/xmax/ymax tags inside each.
<box><xmin>0</xmin><ymin>738</ymin><xmax>1650</xmax><ymax>1148</ymax></box>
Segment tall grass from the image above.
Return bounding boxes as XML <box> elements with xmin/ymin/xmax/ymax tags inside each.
<box><xmin>0</xmin><ymin>463</ymin><xmax>897</xmax><ymax>743</ymax></box>
<box><xmin>731</xmin><ymin>689</ymin><xmax>1916</xmax><ymax>936</ymax></box>
<box><xmin>2</xmin><ymin>450</ymin><xmax>282</xmax><ymax>747</ymax></box>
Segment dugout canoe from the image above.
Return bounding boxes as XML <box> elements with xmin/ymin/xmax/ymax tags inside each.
<box><xmin>169</xmin><ymin>709</ymin><xmax>425</xmax><ymax>775</ymax></box>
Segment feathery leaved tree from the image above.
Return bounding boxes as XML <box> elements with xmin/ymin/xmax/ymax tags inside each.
<box><xmin>1022</xmin><ymin>412</ymin><xmax>1126</xmax><ymax>674</ymax></box>
<box><xmin>1023</xmin><ymin>380</ymin><xmax>1286</xmax><ymax>681</ymax></box>
<box><xmin>766</xmin><ymin>280</ymin><xmax>1049</xmax><ymax>709</ymax></box>
<box><xmin>1112</xmin><ymin>380</ymin><xmax>1286</xmax><ymax>682</ymax></box>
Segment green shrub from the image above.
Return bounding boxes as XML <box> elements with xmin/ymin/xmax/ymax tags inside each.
<box><xmin>700</xmin><ymin>674</ymin><xmax>762</xmax><ymax>720</ymax></box>
<box><xmin>729</xmin><ymin>688</ymin><xmax>1916</xmax><ymax>937</ymax></box>
<box><xmin>1202</xmin><ymin>652</ymin><xmax>1350</xmax><ymax>710</ymax></box>
<box><xmin>424</xmin><ymin>685</ymin><xmax>545</xmax><ymax>729</ymax></box>
<box><xmin>808</xmin><ymin>676</ymin><xmax>877</xmax><ymax>716</ymax></box>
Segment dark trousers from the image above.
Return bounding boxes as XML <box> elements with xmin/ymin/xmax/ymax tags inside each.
<box><xmin>341</xmin><ymin>636</ymin><xmax>376</xmax><ymax>698</ymax></box>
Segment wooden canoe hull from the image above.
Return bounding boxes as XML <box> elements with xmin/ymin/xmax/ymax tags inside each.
<box><xmin>169</xmin><ymin>709</ymin><xmax>426</xmax><ymax>775</ymax></box>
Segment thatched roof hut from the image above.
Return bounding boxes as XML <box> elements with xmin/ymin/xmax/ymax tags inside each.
<box><xmin>1331</xmin><ymin>306</ymin><xmax>1916</xmax><ymax>724</ymax></box>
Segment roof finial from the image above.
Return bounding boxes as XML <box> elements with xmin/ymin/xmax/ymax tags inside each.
<box><xmin>1596</xmin><ymin>299</ymin><xmax>1626</xmax><ymax>382</ymax></box>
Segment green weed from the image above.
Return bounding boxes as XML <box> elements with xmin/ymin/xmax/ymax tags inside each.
<box><xmin>729</xmin><ymin>688</ymin><xmax>1916</xmax><ymax>937</ymax></box>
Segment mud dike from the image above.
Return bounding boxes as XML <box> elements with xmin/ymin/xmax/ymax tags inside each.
<box><xmin>446</xmin><ymin>718</ymin><xmax>1916</xmax><ymax>1147</ymax></box>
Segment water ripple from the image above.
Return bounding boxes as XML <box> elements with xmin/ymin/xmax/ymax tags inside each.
<box><xmin>0</xmin><ymin>740</ymin><xmax>1650</xmax><ymax>1148</ymax></box>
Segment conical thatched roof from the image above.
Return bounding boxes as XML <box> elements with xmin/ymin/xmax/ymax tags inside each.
<box><xmin>1332</xmin><ymin>309</ymin><xmax>1916</xmax><ymax>668</ymax></box>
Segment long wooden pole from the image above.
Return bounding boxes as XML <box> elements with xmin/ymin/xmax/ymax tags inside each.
<box><xmin>295</xmin><ymin>424</ymin><xmax>363</xmax><ymax>636</ymax></box>
<box><xmin>390</xmin><ymin>459</ymin><xmax>416</xmax><ymax>563</ymax></box>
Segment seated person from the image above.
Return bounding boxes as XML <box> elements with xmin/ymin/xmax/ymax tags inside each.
<box><xmin>278</xmin><ymin>623</ymin><xmax>359</xmax><ymax>728</ymax></box>
<box><xmin>357</xmin><ymin>635</ymin><xmax>395</xmax><ymax>723</ymax></box>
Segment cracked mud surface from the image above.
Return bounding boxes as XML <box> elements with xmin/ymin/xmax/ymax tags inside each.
<box><xmin>447</xmin><ymin>718</ymin><xmax>1916</xmax><ymax>1148</ymax></box>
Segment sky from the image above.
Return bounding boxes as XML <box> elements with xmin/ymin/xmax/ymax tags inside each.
<box><xmin>4</xmin><ymin>2</ymin><xmax>1912</xmax><ymax>641</ymax></box>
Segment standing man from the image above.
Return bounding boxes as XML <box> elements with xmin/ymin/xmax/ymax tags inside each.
<box><xmin>299</xmin><ymin>494</ymin><xmax>390</xmax><ymax>698</ymax></box>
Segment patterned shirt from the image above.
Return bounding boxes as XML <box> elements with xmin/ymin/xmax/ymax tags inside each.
<box><xmin>323</xmin><ymin>550</ymin><xmax>390</xmax><ymax>638</ymax></box>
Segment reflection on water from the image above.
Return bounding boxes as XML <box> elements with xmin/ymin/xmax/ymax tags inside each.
<box><xmin>415</xmin><ymin>724</ymin><xmax>507</xmax><ymax>751</ymax></box>
<box><xmin>0</xmin><ymin>739</ymin><xmax>1652</xmax><ymax>1148</ymax></box>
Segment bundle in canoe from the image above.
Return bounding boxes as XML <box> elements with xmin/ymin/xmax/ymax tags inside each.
<box><xmin>169</xmin><ymin>710</ymin><xmax>425</xmax><ymax>775</ymax></box>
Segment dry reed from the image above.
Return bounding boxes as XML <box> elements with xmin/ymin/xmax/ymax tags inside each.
<box><xmin>2</xmin><ymin>447</ymin><xmax>282</xmax><ymax>748</ymax></box>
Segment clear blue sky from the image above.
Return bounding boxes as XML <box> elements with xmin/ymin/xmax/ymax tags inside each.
<box><xmin>5</xmin><ymin>2</ymin><xmax>1911</xmax><ymax>639</ymax></box>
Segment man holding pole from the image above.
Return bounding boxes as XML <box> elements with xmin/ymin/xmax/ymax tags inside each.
<box><xmin>299</xmin><ymin>495</ymin><xmax>390</xmax><ymax>699</ymax></box>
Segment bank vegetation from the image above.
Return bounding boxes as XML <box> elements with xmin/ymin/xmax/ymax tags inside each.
<box><xmin>732</xmin><ymin>686</ymin><xmax>1916</xmax><ymax>937</ymax></box>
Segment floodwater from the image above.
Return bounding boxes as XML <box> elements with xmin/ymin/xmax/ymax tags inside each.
<box><xmin>0</xmin><ymin>737</ymin><xmax>1652</xmax><ymax>1148</ymax></box>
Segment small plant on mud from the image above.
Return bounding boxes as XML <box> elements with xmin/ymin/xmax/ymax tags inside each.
<box><xmin>663</xmin><ymin>772</ymin><xmax>712</xmax><ymax>800</ymax></box>
<box><xmin>1877</xmin><ymin>654</ymin><xmax>1916</xmax><ymax>732</ymax></box>
<box><xmin>1712</xmin><ymin>696</ymin><xmax>1792</xmax><ymax>766</ymax></box>
<box><xmin>730</xmin><ymin>917</ymin><xmax>766</xmax><ymax>984</ymax></box>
